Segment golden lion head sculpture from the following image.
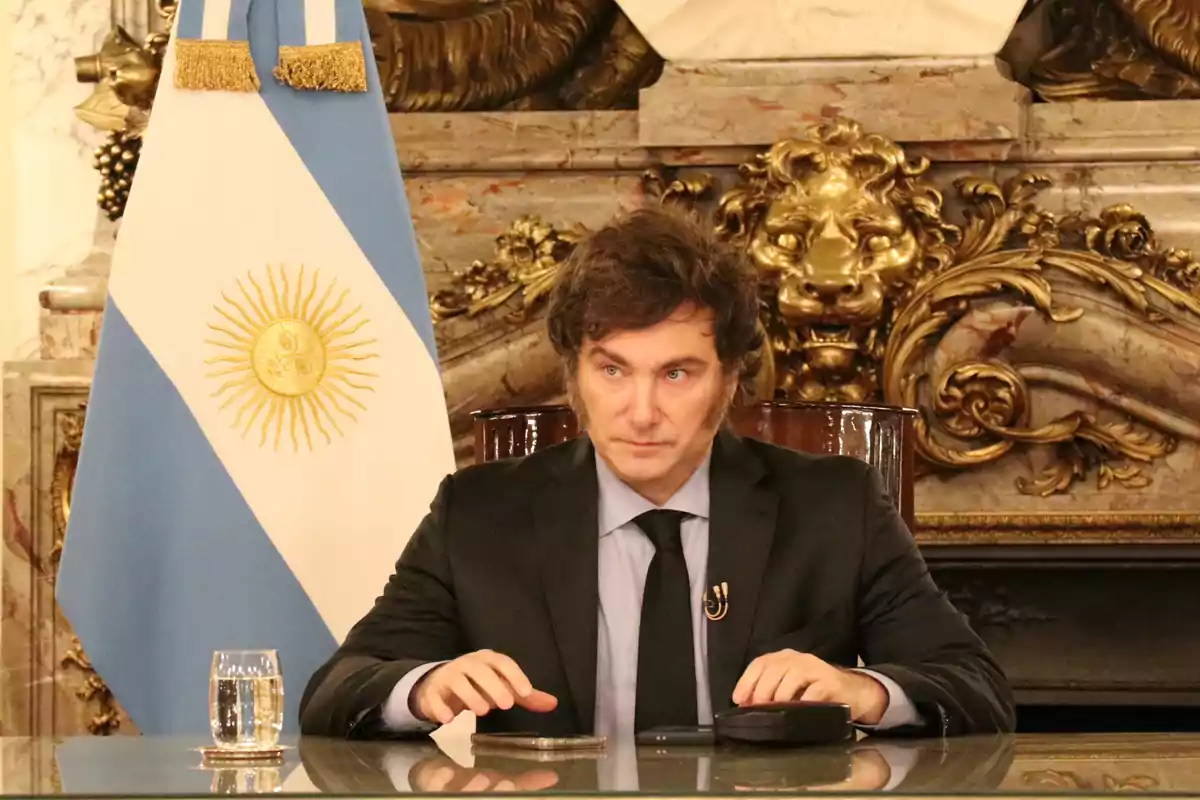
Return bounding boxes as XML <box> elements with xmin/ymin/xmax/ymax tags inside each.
<box><xmin>715</xmin><ymin>117</ymin><xmax>959</xmax><ymax>402</ymax></box>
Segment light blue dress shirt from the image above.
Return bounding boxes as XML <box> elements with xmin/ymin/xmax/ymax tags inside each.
<box><xmin>383</xmin><ymin>450</ymin><xmax>922</xmax><ymax>735</ymax></box>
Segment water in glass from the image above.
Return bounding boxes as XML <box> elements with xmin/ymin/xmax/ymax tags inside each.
<box><xmin>209</xmin><ymin>649</ymin><xmax>283</xmax><ymax>750</ymax></box>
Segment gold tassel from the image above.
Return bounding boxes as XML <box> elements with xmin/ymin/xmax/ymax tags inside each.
<box><xmin>273</xmin><ymin>42</ymin><xmax>367</xmax><ymax>93</ymax></box>
<box><xmin>174</xmin><ymin>39</ymin><xmax>260</xmax><ymax>92</ymax></box>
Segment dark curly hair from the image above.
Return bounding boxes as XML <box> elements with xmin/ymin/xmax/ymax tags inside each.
<box><xmin>546</xmin><ymin>205</ymin><xmax>762</xmax><ymax>384</ymax></box>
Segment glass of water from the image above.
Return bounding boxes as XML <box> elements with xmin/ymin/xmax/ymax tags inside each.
<box><xmin>209</xmin><ymin>649</ymin><xmax>284</xmax><ymax>751</ymax></box>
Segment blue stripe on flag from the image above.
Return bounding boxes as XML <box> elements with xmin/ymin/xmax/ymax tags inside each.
<box><xmin>247</xmin><ymin>0</ymin><xmax>439</xmax><ymax>362</ymax></box>
<box><xmin>177</xmin><ymin>0</ymin><xmax>205</xmax><ymax>39</ymax></box>
<box><xmin>56</xmin><ymin>299</ymin><xmax>338</xmax><ymax>734</ymax></box>
<box><xmin>334</xmin><ymin>0</ymin><xmax>360</xmax><ymax>43</ymax></box>
<box><xmin>275</xmin><ymin>0</ymin><xmax>305</xmax><ymax>48</ymax></box>
<box><xmin>227</xmin><ymin>0</ymin><xmax>252</xmax><ymax>42</ymax></box>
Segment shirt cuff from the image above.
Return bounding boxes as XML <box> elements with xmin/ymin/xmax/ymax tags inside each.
<box><xmin>380</xmin><ymin>661</ymin><xmax>447</xmax><ymax>732</ymax></box>
<box><xmin>851</xmin><ymin>669</ymin><xmax>924</xmax><ymax>730</ymax></box>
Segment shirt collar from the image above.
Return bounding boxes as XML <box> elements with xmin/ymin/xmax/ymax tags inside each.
<box><xmin>595</xmin><ymin>448</ymin><xmax>711</xmax><ymax>537</ymax></box>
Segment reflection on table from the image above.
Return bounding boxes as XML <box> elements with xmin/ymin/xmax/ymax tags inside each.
<box><xmin>5</xmin><ymin>732</ymin><xmax>1200</xmax><ymax>796</ymax></box>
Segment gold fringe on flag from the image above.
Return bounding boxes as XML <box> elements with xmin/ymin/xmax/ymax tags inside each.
<box><xmin>273</xmin><ymin>42</ymin><xmax>367</xmax><ymax>92</ymax></box>
<box><xmin>174</xmin><ymin>39</ymin><xmax>261</xmax><ymax>92</ymax></box>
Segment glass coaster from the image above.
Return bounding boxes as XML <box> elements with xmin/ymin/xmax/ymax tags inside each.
<box><xmin>197</xmin><ymin>745</ymin><xmax>289</xmax><ymax>763</ymax></box>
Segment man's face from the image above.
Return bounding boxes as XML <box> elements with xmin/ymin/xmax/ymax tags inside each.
<box><xmin>573</xmin><ymin>303</ymin><xmax>735</xmax><ymax>503</ymax></box>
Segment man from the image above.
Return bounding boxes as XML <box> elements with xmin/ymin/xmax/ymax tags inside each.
<box><xmin>299</xmin><ymin>206</ymin><xmax>1015</xmax><ymax>740</ymax></box>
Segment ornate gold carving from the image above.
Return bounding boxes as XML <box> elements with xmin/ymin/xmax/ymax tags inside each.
<box><xmin>366</xmin><ymin>0</ymin><xmax>662</xmax><ymax>112</ymax></box>
<box><xmin>925</xmin><ymin>360</ymin><xmax>1176</xmax><ymax>497</ymax></box>
<box><xmin>50</xmin><ymin>406</ymin><xmax>122</xmax><ymax>734</ymax></box>
<box><xmin>74</xmin><ymin>26</ymin><xmax>165</xmax><ymax>125</ymax></box>
<box><xmin>61</xmin><ymin>637</ymin><xmax>122</xmax><ymax>735</ymax></box>
<box><xmin>883</xmin><ymin>173</ymin><xmax>1195</xmax><ymax>494</ymax></box>
<box><xmin>205</xmin><ymin>265</ymin><xmax>378</xmax><ymax>450</ymax></box>
<box><xmin>715</xmin><ymin>118</ymin><xmax>959</xmax><ymax>404</ymax></box>
<box><xmin>74</xmin><ymin>9</ymin><xmax>171</xmax><ymax>219</ymax></box>
<box><xmin>91</xmin><ymin>132</ymin><xmax>142</xmax><ymax>221</ymax></box>
<box><xmin>642</xmin><ymin>167</ymin><xmax>716</xmax><ymax>208</ymax></box>
<box><xmin>916</xmin><ymin>512</ymin><xmax>1200</xmax><ymax>546</ymax></box>
<box><xmin>441</xmin><ymin>118</ymin><xmax>1199</xmax><ymax>496</ymax></box>
<box><xmin>49</xmin><ymin>408</ymin><xmax>86</xmax><ymax>570</ymax></box>
<box><xmin>1022</xmin><ymin>769</ymin><xmax>1160</xmax><ymax>792</ymax></box>
<box><xmin>1028</xmin><ymin>0</ymin><xmax>1200</xmax><ymax>100</ymax></box>
<box><xmin>703</xmin><ymin>117</ymin><xmax>1198</xmax><ymax>494</ymax></box>
<box><xmin>430</xmin><ymin>216</ymin><xmax>583</xmax><ymax>322</ymax></box>
<box><xmin>428</xmin><ymin>168</ymin><xmax>713</xmax><ymax>323</ymax></box>
<box><xmin>1018</xmin><ymin>418</ymin><xmax>1176</xmax><ymax>496</ymax></box>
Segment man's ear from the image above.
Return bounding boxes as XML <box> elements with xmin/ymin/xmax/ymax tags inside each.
<box><xmin>724</xmin><ymin>370</ymin><xmax>740</xmax><ymax>407</ymax></box>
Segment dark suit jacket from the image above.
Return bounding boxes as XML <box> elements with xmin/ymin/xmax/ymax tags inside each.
<box><xmin>299</xmin><ymin>430</ymin><xmax>1015</xmax><ymax>738</ymax></box>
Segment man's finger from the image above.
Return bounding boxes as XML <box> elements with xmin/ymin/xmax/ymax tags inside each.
<box><xmin>424</xmin><ymin>764</ymin><xmax>457</xmax><ymax>792</ymax></box>
<box><xmin>772</xmin><ymin>669</ymin><xmax>814</xmax><ymax>703</ymax></box>
<box><xmin>799</xmin><ymin>679</ymin><xmax>835</xmax><ymax>703</ymax></box>
<box><xmin>424</xmin><ymin>691</ymin><xmax>457</xmax><ymax>726</ymax></box>
<box><xmin>750</xmin><ymin>663</ymin><xmax>790</xmax><ymax>705</ymax></box>
<box><xmin>478</xmin><ymin>651</ymin><xmax>535</xmax><ymax>697</ymax></box>
<box><xmin>447</xmin><ymin>673</ymin><xmax>492</xmax><ymax>716</ymax></box>
<box><xmin>462</xmin><ymin>663</ymin><xmax>516</xmax><ymax>710</ymax></box>
<box><xmin>516</xmin><ymin>771</ymin><xmax>560</xmax><ymax>792</ymax></box>
<box><xmin>732</xmin><ymin>656</ymin><xmax>769</xmax><ymax>704</ymax></box>
<box><xmin>462</xmin><ymin>773</ymin><xmax>494</xmax><ymax>793</ymax></box>
<box><xmin>515</xmin><ymin>688</ymin><xmax>558</xmax><ymax>713</ymax></box>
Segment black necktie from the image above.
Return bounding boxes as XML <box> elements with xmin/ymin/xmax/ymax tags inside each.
<box><xmin>634</xmin><ymin>509</ymin><xmax>698</xmax><ymax>731</ymax></box>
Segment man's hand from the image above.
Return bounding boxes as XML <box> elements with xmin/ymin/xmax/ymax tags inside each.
<box><xmin>410</xmin><ymin>755</ymin><xmax>560</xmax><ymax>794</ymax></box>
<box><xmin>732</xmin><ymin>649</ymin><xmax>889</xmax><ymax>725</ymax></box>
<box><xmin>411</xmin><ymin>650</ymin><xmax>558</xmax><ymax>725</ymax></box>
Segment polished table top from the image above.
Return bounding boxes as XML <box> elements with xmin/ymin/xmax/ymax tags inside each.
<box><xmin>4</xmin><ymin>733</ymin><xmax>1200</xmax><ymax>797</ymax></box>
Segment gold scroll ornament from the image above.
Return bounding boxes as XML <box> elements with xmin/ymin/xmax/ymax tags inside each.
<box><xmin>431</xmin><ymin>118</ymin><xmax>1200</xmax><ymax>498</ymax></box>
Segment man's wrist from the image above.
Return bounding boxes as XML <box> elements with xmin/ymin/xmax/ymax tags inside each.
<box><xmin>849</xmin><ymin>670</ymin><xmax>890</xmax><ymax>725</ymax></box>
<box><xmin>407</xmin><ymin>664</ymin><xmax>443</xmax><ymax>721</ymax></box>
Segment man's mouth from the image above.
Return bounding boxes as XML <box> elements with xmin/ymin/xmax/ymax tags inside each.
<box><xmin>619</xmin><ymin>440</ymin><xmax>669</xmax><ymax>449</ymax></box>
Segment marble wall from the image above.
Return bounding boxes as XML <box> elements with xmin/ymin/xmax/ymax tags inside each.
<box><xmin>1</xmin><ymin>0</ymin><xmax>114</xmax><ymax>739</ymax></box>
<box><xmin>7</xmin><ymin>0</ymin><xmax>112</xmax><ymax>364</ymax></box>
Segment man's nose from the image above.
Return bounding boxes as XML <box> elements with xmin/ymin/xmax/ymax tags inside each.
<box><xmin>629</xmin><ymin>378</ymin><xmax>659</xmax><ymax>429</ymax></box>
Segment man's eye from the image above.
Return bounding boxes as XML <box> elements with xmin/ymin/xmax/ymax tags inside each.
<box><xmin>666</xmin><ymin>369</ymin><xmax>686</xmax><ymax>382</ymax></box>
<box><xmin>603</xmin><ymin>365</ymin><xmax>621</xmax><ymax>377</ymax></box>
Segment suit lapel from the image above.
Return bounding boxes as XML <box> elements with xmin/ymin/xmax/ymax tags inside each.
<box><xmin>706</xmin><ymin>429</ymin><xmax>779</xmax><ymax>715</ymax></box>
<box><xmin>534</xmin><ymin>437</ymin><xmax>599</xmax><ymax>734</ymax></box>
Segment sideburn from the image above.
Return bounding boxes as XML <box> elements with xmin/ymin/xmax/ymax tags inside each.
<box><xmin>565</xmin><ymin>373</ymin><xmax>590</xmax><ymax>431</ymax></box>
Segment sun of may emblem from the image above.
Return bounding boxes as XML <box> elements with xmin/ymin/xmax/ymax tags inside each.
<box><xmin>205</xmin><ymin>264</ymin><xmax>379</xmax><ymax>451</ymax></box>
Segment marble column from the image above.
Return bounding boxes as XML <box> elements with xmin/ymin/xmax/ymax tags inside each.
<box><xmin>615</xmin><ymin>0</ymin><xmax>1029</xmax><ymax>60</ymax></box>
<box><xmin>620</xmin><ymin>0</ymin><xmax>1032</xmax><ymax>150</ymax></box>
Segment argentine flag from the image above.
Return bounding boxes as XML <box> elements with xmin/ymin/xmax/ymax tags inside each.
<box><xmin>55</xmin><ymin>0</ymin><xmax>454</xmax><ymax>734</ymax></box>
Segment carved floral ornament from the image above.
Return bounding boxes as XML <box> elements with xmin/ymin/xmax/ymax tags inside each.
<box><xmin>1028</xmin><ymin>0</ymin><xmax>1200</xmax><ymax>100</ymax></box>
<box><xmin>52</xmin><ymin>407</ymin><xmax>125</xmax><ymax>735</ymax></box>
<box><xmin>432</xmin><ymin>117</ymin><xmax>1200</xmax><ymax>498</ymax></box>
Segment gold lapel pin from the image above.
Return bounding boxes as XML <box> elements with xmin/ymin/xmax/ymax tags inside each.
<box><xmin>704</xmin><ymin>581</ymin><xmax>729</xmax><ymax>621</ymax></box>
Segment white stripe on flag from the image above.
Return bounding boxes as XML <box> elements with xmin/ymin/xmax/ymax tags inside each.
<box><xmin>304</xmin><ymin>0</ymin><xmax>337</xmax><ymax>45</ymax></box>
<box><xmin>202</xmin><ymin>0</ymin><xmax>234</xmax><ymax>39</ymax></box>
